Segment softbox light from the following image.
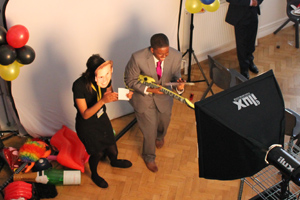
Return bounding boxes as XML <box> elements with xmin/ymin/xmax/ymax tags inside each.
<box><xmin>195</xmin><ymin>70</ymin><xmax>285</xmax><ymax>180</ymax></box>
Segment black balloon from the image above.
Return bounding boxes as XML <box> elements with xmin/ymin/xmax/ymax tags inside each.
<box><xmin>16</xmin><ymin>45</ymin><xmax>35</xmax><ymax>64</ymax></box>
<box><xmin>0</xmin><ymin>44</ymin><xmax>16</xmax><ymax>65</ymax></box>
<box><xmin>0</xmin><ymin>26</ymin><xmax>7</xmax><ymax>45</ymax></box>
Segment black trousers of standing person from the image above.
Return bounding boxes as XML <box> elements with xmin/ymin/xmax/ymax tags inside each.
<box><xmin>234</xmin><ymin>8</ymin><xmax>258</xmax><ymax>74</ymax></box>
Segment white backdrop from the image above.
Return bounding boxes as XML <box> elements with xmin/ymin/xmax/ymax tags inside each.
<box><xmin>5</xmin><ymin>0</ymin><xmax>182</xmax><ymax>137</ymax></box>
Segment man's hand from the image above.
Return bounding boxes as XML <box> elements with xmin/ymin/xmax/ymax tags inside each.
<box><xmin>251</xmin><ymin>0</ymin><xmax>258</xmax><ymax>6</ymax></box>
<box><xmin>176</xmin><ymin>78</ymin><xmax>185</xmax><ymax>92</ymax></box>
<box><xmin>126</xmin><ymin>91</ymin><xmax>134</xmax><ymax>99</ymax></box>
<box><xmin>147</xmin><ymin>87</ymin><xmax>164</xmax><ymax>94</ymax></box>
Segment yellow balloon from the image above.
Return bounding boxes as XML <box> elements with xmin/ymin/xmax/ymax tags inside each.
<box><xmin>0</xmin><ymin>61</ymin><xmax>20</xmax><ymax>81</ymax></box>
<box><xmin>203</xmin><ymin>0</ymin><xmax>220</xmax><ymax>12</ymax></box>
<box><xmin>185</xmin><ymin>0</ymin><xmax>203</xmax><ymax>14</ymax></box>
<box><xmin>15</xmin><ymin>61</ymin><xmax>24</xmax><ymax>68</ymax></box>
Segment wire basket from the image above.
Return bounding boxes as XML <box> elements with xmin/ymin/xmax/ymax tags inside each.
<box><xmin>239</xmin><ymin>143</ymin><xmax>300</xmax><ymax>200</ymax></box>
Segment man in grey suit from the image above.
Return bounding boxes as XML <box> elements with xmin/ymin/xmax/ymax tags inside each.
<box><xmin>124</xmin><ymin>33</ymin><xmax>184</xmax><ymax>172</ymax></box>
<box><xmin>225</xmin><ymin>0</ymin><xmax>263</xmax><ymax>79</ymax></box>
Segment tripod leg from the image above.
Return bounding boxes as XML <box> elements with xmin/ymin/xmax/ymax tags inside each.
<box><xmin>273</xmin><ymin>19</ymin><xmax>290</xmax><ymax>35</ymax></box>
<box><xmin>201</xmin><ymin>81</ymin><xmax>214</xmax><ymax>100</ymax></box>
<box><xmin>295</xmin><ymin>21</ymin><xmax>299</xmax><ymax>48</ymax></box>
<box><xmin>237</xmin><ymin>178</ymin><xmax>245</xmax><ymax>200</ymax></box>
<box><xmin>0</xmin><ymin>83</ymin><xmax>11</xmax><ymax>126</ymax></box>
<box><xmin>182</xmin><ymin>50</ymin><xmax>188</xmax><ymax>58</ymax></box>
<box><xmin>192</xmin><ymin>52</ymin><xmax>212</xmax><ymax>93</ymax></box>
<box><xmin>115</xmin><ymin>118</ymin><xmax>137</xmax><ymax>141</ymax></box>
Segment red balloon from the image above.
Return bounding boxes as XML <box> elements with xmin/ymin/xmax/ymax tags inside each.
<box><xmin>6</xmin><ymin>25</ymin><xmax>29</xmax><ymax>48</ymax></box>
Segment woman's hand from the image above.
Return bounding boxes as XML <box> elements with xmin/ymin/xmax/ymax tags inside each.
<box><xmin>102</xmin><ymin>91</ymin><xmax>118</xmax><ymax>103</ymax></box>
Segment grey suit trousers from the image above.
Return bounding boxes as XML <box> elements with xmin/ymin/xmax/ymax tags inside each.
<box><xmin>135</xmin><ymin>97</ymin><xmax>171</xmax><ymax>163</ymax></box>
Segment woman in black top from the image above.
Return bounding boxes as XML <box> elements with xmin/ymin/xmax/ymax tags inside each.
<box><xmin>72</xmin><ymin>54</ymin><xmax>132</xmax><ymax>188</ymax></box>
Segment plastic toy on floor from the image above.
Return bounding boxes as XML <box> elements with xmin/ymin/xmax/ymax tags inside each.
<box><xmin>3</xmin><ymin>181</ymin><xmax>32</xmax><ymax>200</ymax></box>
<box><xmin>0</xmin><ymin>147</ymin><xmax>22</xmax><ymax>171</ymax></box>
<box><xmin>18</xmin><ymin>139</ymin><xmax>51</xmax><ymax>173</ymax></box>
<box><xmin>32</xmin><ymin>158</ymin><xmax>52</xmax><ymax>172</ymax></box>
<box><xmin>50</xmin><ymin>125</ymin><xmax>89</xmax><ymax>173</ymax></box>
<box><xmin>3</xmin><ymin>180</ymin><xmax>58</xmax><ymax>200</ymax></box>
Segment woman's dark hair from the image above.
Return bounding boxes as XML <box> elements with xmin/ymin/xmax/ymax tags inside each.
<box><xmin>82</xmin><ymin>54</ymin><xmax>105</xmax><ymax>93</ymax></box>
<box><xmin>150</xmin><ymin>33</ymin><xmax>169</xmax><ymax>49</ymax></box>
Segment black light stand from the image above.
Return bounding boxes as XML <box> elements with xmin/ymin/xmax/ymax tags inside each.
<box><xmin>0</xmin><ymin>0</ymin><xmax>17</xmax><ymax>140</ymax></box>
<box><xmin>0</xmin><ymin>81</ymin><xmax>18</xmax><ymax>149</ymax></box>
<box><xmin>115</xmin><ymin>117</ymin><xmax>137</xmax><ymax>141</ymax></box>
<box><xmin>264</xmin><ymin>145</ymin><xmax>300</xmax><ymax>199</ymax></box>
<box><xmin>0</xmin><ymin>0</ymin><xmax>20</xmax><ymax>179</ymax></box>
<box><xmin>182</xmin><ymin>13</ymin><xmax>211</xmax><ymax>88</ymax></box>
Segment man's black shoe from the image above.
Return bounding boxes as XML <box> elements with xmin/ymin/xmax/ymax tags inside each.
<box><xmin>249</xmin><ymin>64</ymin><xmax>259</xmax><ymax>74</ymax></box>
<box><xmin>241</xmin><ymin>71</ymin><xmax>249</xmax><ymax>79</ymax></box>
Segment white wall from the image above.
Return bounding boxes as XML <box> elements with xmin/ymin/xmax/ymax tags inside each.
<box><xmin>0</xmin><ymin>0</ymin><xmax>290</xmax><ymax>138</ymax></box>
<box><xmin>258</xmin><ymin>0</ymin><xmax>288</xmax><ymax>38</ymax></box>
<box><xmin>5</xmin><ymin>0</ymin><xmax>181</xmax><ymax>137</ymax></box>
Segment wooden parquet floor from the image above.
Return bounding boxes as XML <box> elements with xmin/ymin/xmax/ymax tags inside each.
<box><xmin>1</xmin><ymin>26</ymin><xmax>300</xmax><ymax>200</ymax></box>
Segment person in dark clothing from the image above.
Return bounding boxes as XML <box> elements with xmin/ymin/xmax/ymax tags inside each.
<box><xmin>72</xmin><ymin>54</ymin><xmax>132</xmax><ymax>188</ymax></box>
<box><xmin>225</xmin><ymin>0</ymin><xmax>263</xmax><ymax>79</ymax></box>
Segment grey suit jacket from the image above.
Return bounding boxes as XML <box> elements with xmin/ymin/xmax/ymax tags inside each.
<box><xmin>124</xmin><ymin>47</ymin><xmax>182</xmax><ymax>113</ymax></box>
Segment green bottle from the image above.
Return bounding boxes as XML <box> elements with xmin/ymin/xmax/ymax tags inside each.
<box><xmin>14</xmin><ymin>169</ymin><xmax>81</xmax><ymax>185</ymax></box>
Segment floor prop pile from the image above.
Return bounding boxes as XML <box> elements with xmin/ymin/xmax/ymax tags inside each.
<box><xmin>0</xmin><ymin>125</ymin><xmax>87</xmax><ymax>200</ymax></box>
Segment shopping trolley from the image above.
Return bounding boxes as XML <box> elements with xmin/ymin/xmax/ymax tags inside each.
<box><xmin>238</xmin><ymin>143</ymin><xmax>300</xmax><ymax>200</ymax></box>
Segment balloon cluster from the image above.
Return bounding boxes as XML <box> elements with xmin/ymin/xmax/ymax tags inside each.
<box><xmin>0</xmin><ymin>25</ymin><xmax>35</xmax><ymax>81</ymax></box>
<box><xmin>185</xmin><ymin>0</ymin><xmax>220</xmax><ymax>13</ymax></box>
